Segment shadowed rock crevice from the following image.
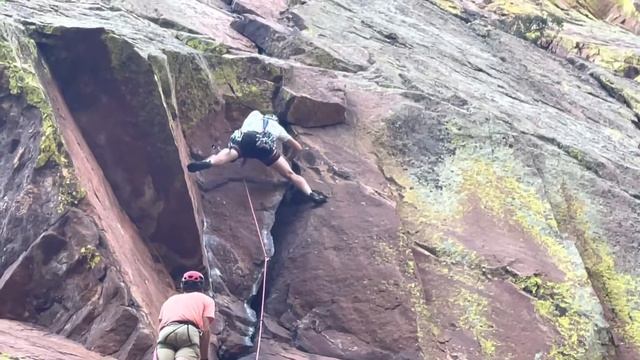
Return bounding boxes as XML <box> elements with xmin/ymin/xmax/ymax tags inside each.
<box><xmin>207</xmin><ymin>182</ymin><xmax>296</xmax><ymax>360</ymax></box>
<box><xmin>234</xmin><ymin>186</ymin><xmax>308</xmax><ymax>358</ymax></box>
<box><xmin>34</xmin><ymin>28</ymin><xmax>203</xmax><ymax>278</ymax></box>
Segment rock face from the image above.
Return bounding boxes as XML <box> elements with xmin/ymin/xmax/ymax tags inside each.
<box><xmin>0</xmin><ymin>319</ymin><xmax>115</xmax><ymax>359</ymax></box>
<box><xmin>1</xmin><ymin>0</ymin><xmax>640</xmax><ymax>360</ymax></box>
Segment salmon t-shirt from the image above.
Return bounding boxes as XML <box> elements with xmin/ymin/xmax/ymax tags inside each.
<box><xmin>158</xmin><ymin>292</ymin><xmax>216</xmax><ymax>330</ymax></box>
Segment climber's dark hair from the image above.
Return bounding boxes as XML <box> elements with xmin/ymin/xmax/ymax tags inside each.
<box><xmin>181</xmin><ymin>281</ymin><xmax>204</xmax><ymax>293</ymax></box>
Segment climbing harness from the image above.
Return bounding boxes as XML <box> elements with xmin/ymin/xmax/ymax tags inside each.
<box><xmin>229</xmin><ymin>115</ymin><xmax>277</xmax><ymax>153</ymax></box>
<box><xmin>255</xmin><ymin>115</ymin><xmax>277</xmax><ymax>151</ymax></box>
<box><xmin>243</xmin><ymin>179</ymin><xmax>269</xmax><ymax>360</ymax></box>
<box><xmin>153</xmin><ymin>322</ymin><xmax>201</xmax><ymax>360</ymax></box>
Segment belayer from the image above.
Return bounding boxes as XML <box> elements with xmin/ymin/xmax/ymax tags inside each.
<box><xmin>187</xmin><ymin>110</ymin><xmax>327</xmax><ymax>204</ymax></box>
<box><xmin>155</xmin><ymin>271</ymin><xmax>215</xmax><ymax>360</ymax></box>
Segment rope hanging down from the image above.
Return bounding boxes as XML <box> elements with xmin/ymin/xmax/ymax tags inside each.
<box><xmin>243</xmin><ymin>179</ymin><xmax>269</xmax><ymax>360</ymax></box>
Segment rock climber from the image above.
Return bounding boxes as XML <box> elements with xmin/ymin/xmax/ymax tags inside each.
<box><xmin>155</xmin><ymin>271</ymin><xmax>215</xmax><ymax>360</ymax></box>
<box><xmin>187</xmin><ymin>110</ymin><xmax>327</xmax><ymax>204</ymax></box>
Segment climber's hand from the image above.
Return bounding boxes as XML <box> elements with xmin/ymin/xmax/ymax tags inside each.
<box><xmin>285</xmin><ymin>138</ymin><xmax>303</xmax><ymax>158</ymax></box>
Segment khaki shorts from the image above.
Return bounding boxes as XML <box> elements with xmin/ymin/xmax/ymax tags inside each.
<box><xmin>155</xmin><ymin>323</ymin><xmax>201</xmax><ymax>360</ymax></box>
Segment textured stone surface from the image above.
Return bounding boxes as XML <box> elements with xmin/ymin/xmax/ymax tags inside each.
<box><xmin>1</xmin><ymin>0</ymin><xmax>640</xmax><ymax>359</ymax></box>
<box><xmin>111</xmin><ymin>0</ymin><xmax>256</xmax><ymax>51</ymax></box>
<box><xmin>230</xmin><ymin>0</ymin><xmax>288</xmax><ymax>20</ymax></box>
<box><xmin>274</xmin><ymin>69</ymin><xmax>347</xmax><ymax>127</ymax></box>
<box><xmin>0</xmin><ymin>319</ymin><xmax>115</xmax><ymax>359</ymax></box>
<box><xmin>0</xmin><ymin>7</ymin><xmax>171</xmax><ymax>359</ymax></box>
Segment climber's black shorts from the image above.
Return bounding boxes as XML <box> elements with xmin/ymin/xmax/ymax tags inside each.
<box><xmin>228</xmin><ymin>131</ymin><xmax>280</xmax><ymax>166</ymax></box>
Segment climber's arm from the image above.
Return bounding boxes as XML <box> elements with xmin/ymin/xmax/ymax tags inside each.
<box><xmin>200</xmin><ymin>296</ymin><xmax>216</xmax><ymax>360</ymax></box>
<box><xmin>200</xmin><ymin>316</ymin><xmax>212</xmax><ymax>360</ymax></box>
<box><xmin>285</xmin><ymin>138</ymin><xmax>304</xmax><ymax>159</ymax></box>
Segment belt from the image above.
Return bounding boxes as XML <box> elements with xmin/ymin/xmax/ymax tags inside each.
<box><xmin>164</xmin><ymin>320</ymin><xmax>201</xmax><ymax>331</ymax></box>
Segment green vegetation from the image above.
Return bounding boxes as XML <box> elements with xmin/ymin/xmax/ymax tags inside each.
<box><xmin>379</xmin><ymin>141</ymin><xmax>611</xmax><ymax>359</ymax></box>
<box><xmin>454</xmin><ymin>289</ymin><xmax>496</xmax><ymax>356</ymax></box>
<box><xmin>506</xmin><ymin>13</ymin><xmax>565</xmax><ymax>43</ymax></box>
<box><xmin>0</xmin><ymin>38</ymin><xmax>85</xmax><ymax>212</ymax></box>
<box><xmin>183</xmin><ymin>36</ymin><xmax>228</xmax><ymax>56</ymax></box>
<box><xmin>80</xmin><ymin>246</ymin><xmax>102</xmax><ymax>269</ymax></box>
<box><xmin>556</xmin><ymin>187</ymin><xmax>640</xmax><ymax>352</ymax></box>
<box><xmin>0</xmin><ymin>353</ymin><xmax>20</xmax><ymax>360</ymax></box>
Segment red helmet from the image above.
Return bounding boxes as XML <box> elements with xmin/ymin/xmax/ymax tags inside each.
<box><xmin>182</xmin><ymin>271</ymin><xmax>204</xmax><ymax>283</ymax></box>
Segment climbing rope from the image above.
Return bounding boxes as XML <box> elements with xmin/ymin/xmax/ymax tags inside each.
<box><xmin>243</xmin><ymin>179</ymin><xmax>269</xmax><ymax>360</ymax></box>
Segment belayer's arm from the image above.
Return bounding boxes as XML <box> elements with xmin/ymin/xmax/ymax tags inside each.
<box><xmin>200</xmin><ymin>316</ymin><xmax>211</xmax><ymax>360</ymax></box>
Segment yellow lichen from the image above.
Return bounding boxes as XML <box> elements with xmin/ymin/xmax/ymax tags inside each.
<box><xmin>592</xmin><ymin>71</ymin><xmax>640</xmax><ymax>118</ymax></box>
<box><xmin>485</xmin><ymin>0</ymin><xmax>543</xmax><ymax>16</ymax></box>
<box><xmin>618</xmin><ymin>0</ymin><xmax>639</xmax><ymax>15</ymax></box>
<box><xmin>580</xmin><ymin>43</ymin><xmax>640</xmax><ymax>79</ymax></box>
<box><xmin>183</xmin><ymin>37</ymin><xmax>228</xmax><ymax>56</ymax></box>
<box><xmin>435</xmin><ymin>0</ymin><xmax>463</xmax><ymax>15</ymax></box>
<box><xmin>475</xmin><ymin>0</ymin><xmax>640</xmax><ymax>81</ymax></box>
<box><xmin>454</xmin><ymin>289</ymin><xmax>496</xmax><ymax>356</ymax></box>
<box><xmin>373</xmin><ymin>242</ymin><xmax>398</xmax><ymax>265</ymax></box>
<box><xmin>582</xmin><ymin>0</ymin><xmax>639</xmax><ymax>17</ymax></box>
<box><xmin>382</xmin><ymin>144</ymin><xmax>608</xmax><ymax>359</ymax></box>
<box><xmin>80</xmin><ymin>245</ymin><xmax>102</xmax><ymax>269</ymax></box>
<box><xmin>516</xmin><ymin>276</ymin><xmax>603</xmax><ymax>359</ymax></box>
<box><xmin>405</xmin><ymin>279</ymin><xmax>432</xmax><ymax>356</ymax></box>
<box><xmin>558</xmin><ymin>188</ymin><xmax>640</xmax><ymax>350</ymax></box>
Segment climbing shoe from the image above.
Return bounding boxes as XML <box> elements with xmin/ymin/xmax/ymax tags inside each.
<box><xmin>187</xmin><ymin>160</ymin><xmax>212</xmax><ymax>173</ymax></box>
<box><xmin>308</xmin><ymin>190</ymin><xmax>328</xmax><ymax>205</ymax></box>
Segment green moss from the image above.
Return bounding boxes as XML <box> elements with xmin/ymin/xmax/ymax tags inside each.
<box><xmin>103</xmin><ymin>33</ymin><xmax>184</xmax><ymax>162</ymax></box>
<box><xmin>183</xmin><ymin>37</ymin><xmax>228</xmax><ymax>56</ymax></box>
<box><xmin>0</xmin><ymin>39</ymin><xmax>85</xmax><ymax>212</ymax></box>
<box><xmin>516</xmin><ymin>274</ymin><xmax>544</xmax><ymax>297</ymax></box>
<box><xmin>583</xmin><ymin>44</ymin><xmax>640</xmax><ymax>79</ymax></box>
<box><xmin>506</xmin><ymin>13</ymin><xmax>564</xmax><ymax>43</ymax></box>
<box><xmin>80</xmin><ymin>245</ymin><xmax>102</xmax><ymax>269</ymax></box>
<box><xmin>148</xmin><ymin>54</ymin><xmax>178</xmax><ymax>121</ymax></box>
<box><xmin>160</xmin><ymin>51</ymin><xmax>223</xmax><ymax>134</ymax></box>
<box><xmin>36</xmin><ymin>113</ymin><xmax>65</xmax><ymax>168</ymax></box>
<box><xmin>591</xmin><ymin>71</ymin><xmax>640</xmax><ymax>117</ymax></box>
<box><xmin>435</xmin><ymin>239</ymin><xmax>480</xmax><ymax>267</ymax></box>
<box><xmin>567</xmin><ymin>147</ymin><xmax>584</xmax><ymax>163</ymax></box>
<box><xmin>102</xmin><ymin>33</ymin><xmax>148</xmax><ymax>77</ymax></box>
<box><xmin>210</xmin><ymin>62</ymin><xmax>274</xmax><ymax>112</ymax></box>
<box><xmin>0</xmin><ymin>39</ymin><xmax>55</xmax><ymax>164</ymax></box>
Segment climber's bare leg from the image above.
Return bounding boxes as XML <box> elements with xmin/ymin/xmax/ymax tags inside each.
<box><xmin>270</xmin><ymin>157</ymin><xmax>312</xmax><ymax>195</ymax></box>
<box><xmin>187</xmin><ymin>148</ymin><xmax>239</xmax><ymax>173</ymax></box>
<box><xmin>204</xmin><ymin>148</ymin><xmax>239</xmax><ymax>166</ymax></box>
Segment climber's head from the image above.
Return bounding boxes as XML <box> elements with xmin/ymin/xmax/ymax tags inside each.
<box><xmin>181</xmin><ymin>270</ymin><xmax>205</xmax><ymax>293</ymax></box>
